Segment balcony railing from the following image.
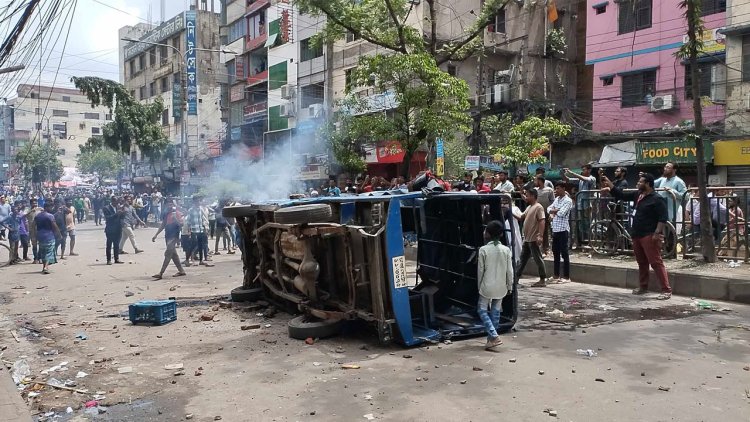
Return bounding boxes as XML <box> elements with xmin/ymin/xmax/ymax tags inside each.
<box><xmin>246</xmin><ymin>0</ymin><xmax>270</xmax><ymax>16</ymax></box>
<box><xmin>247</xmin><ymin>69</ymin><xmax>268</xmax><ymax>86</ymax></box>
<box><xmin>245</xmin><ymin>33</ymin><xmax>268</xmax><ymax>52</ymax></box>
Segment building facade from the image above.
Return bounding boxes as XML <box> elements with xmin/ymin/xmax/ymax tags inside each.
<box><xmin>119</xmin><ymin>5</ymin><xmax>222</xmax><ymax>190</ymax></box>
<box><xmin>585</xmin><ymin>0</ymin><xmax>726</xmax><ymax>133</ymax></box>
<box><xmin>0</xmin><ymin>105</ymin><xmax>13</xmax><ymax>183</ymax></box>
<box><xmin>8</xmin><ymin>84</ymin><xmax>113</xmax><ymax>169</ymax></box>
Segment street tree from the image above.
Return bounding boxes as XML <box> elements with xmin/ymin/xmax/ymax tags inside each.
<box><xmin>14</xmin><ymin>142</ymin><xmax>64</xmax><ymax>188</ymax></box>
<box><xmin>298</xmin><ymin>0</ymin><xmax>509</xmax><ymax>175</ymax></box>
<box><xmin>70</xmin><ymin>76</ymin><xmax>170</xmax><ymax>161</ymax></box>
<box><xmin>77</xmin><ymin>147</ymin><xmax>124</xmax><ymax>187</ymax></box>
<box><xmin>676</xmin><ymin>0</ymin><xmax>715</xmax><ymax>262</ymax></box>
<box><xmin>328</xmin><ymin>53</ymin><xmax>472</xmax><ymax>177</ymax></box>
<box><xmin>483</xmin><ymin>115</ymin><xmax>571</xmax><ymax>167</ymax></box>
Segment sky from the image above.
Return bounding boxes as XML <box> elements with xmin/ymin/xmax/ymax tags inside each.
<box><xmin>0</xmin><ymin>0</ymin><xmax>219</xmax><ymax>100</ymax></box>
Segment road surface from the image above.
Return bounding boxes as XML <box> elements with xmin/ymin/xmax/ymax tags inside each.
<box><xmin>0</xmin><ymin>223</ymin><xmax>748</xmax><ymax>421</ymax></box>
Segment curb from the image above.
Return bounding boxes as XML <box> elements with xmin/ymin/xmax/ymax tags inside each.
<box><xmin>0</xmin><ymin>367</ymin><xmax>33</xmax><ymax>422</ymax></box>
<box><xmin>523</xmin><ymin>260</ymin><xmax>750</xmax><ymax>304</ymax></box>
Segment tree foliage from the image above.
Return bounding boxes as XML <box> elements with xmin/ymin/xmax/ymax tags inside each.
<box><xmin>70</xmin><ymin>76</ymin><xmax>170</xmax><ymax>161</ymax></box>
<box><xmin>483</xmin><ymin>115</ymin><xmax>571</xmax><ymax>167</ymax></box>
<box><xmin>15</xmin><ymin>142</ymin><xmax>64</xmax><ymax>185</ymax></box>
<box><xmin>296</xmin><ymin>0</ymin><xmax>509</xmax><ymax>175</ymax></box>
<box><xmin>77</xmin><ymin>147</ymin><xmax>124</xmax><ymax>186</ymax></box>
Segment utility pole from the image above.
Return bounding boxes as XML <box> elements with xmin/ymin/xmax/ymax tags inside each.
<box><xmin>684</xmin><ymin>0</ymin><xmax>716</xmax><ymax>262</ymax></box>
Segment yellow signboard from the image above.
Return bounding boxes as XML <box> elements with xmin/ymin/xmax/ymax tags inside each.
<box><xmin>713</xmin><ymin>139</ymin><xmax>750</xmax><ymax>166</ymax></box>
<box><xmin>435</xmin><ymin>157</ymin><xmax>445</xmax><ymax>177</ymax></box>
<box><xmin>682</xmin><ymin>27</ymin><xmax>726</xmax><ymax>54</ymax></box>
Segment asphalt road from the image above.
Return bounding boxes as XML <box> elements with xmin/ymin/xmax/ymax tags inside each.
<box><xmin>0</xmin><ymin>223</ymin><xmax>748</xmax><ymax>422</ymax></box>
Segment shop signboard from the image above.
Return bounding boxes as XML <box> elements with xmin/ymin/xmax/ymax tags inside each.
<box><xmin>635</xmin><ymin>140</ymin><xmax>713</xmax><ymax>164</ymax></box>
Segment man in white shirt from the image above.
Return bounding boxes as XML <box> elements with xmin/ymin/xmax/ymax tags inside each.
<box><xmin>654</xmin><ymin>161</ymin><xmax>687</xmax><ymax>223</ymax></box>
<box><xmin>477</xmin><ymin>220</ymin><xmax>514</xmax><ymax>350</ymax></box>
<box><xmin>547</xmin><ymin>181</ymin><xmax>573</xmax><ymax>283</ymax></box>
<box><xmin>493</xmin><ymin>170</ymin><xmax>514</xmax><ymax>192</ymax></box>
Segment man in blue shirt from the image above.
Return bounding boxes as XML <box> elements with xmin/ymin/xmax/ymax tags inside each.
<box><xmin>654</xmin><ymin>162</ymin><xmax>687</xmax><ymax>223</ymax></box>
<box><xmin>326</xmin><ymin>179</ymin><xmax>341</xmax><ymax>197</ymax></box>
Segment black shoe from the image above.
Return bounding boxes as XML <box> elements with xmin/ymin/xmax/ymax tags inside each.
<box><xmin>114</xmin><ymin>260</ymin><xmax>125</xmax><ymax>264</ymax></box>
<box><xmin>119</xmin><ymin>250</ymin><xmax>128</xmax><ymax>254</ymax></box>
<box><xmin>106</xmin><ymin>261</ymin><xmax>112</xmax><ymax>265</ymax></box>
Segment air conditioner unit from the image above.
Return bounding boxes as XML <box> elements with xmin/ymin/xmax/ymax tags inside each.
<box><xmin>280</xmin><ymin>85</ymin><xmax>295</xmax><ymax>99</ymax></box>
<box><xmin>650</xmin><ymin>95</ymin><xmax>674</xmax><ymax>112</ymax></box>
<box><xmin>493</xmin><ymin>83</ymin><xmax>510</xmax><ymax>104</ymax></box>
<box><xmin>280</xmin><ymin>102</ymin><xmax>295</xmax><ymax>117</ymax></box>
<box><xmin>308</xmin><ymin>103</ymin><xmax>324</xmax><ymax>118</ymax></box>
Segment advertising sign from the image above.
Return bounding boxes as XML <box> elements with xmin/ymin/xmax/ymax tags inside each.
<box><xmin>185</xmin><ymin>11</ymin><xmax>198</xmax><ymax>116</ymax></box>
<box><xmin>435</xmin><ymin>138</ymin><xmax>444</xmax><ymax>176</ymax></box>
<box><xmin>465</xmin><ymin>155</ymin><xmax>480</xmax><ymax>171</ymax></box>
<box><xmin>682</xmin><ymin>27</ymin><xmax>726</xmax><ymax>55</ymax></box>
<box><xmin>635</xmin><ymin>140</ymin><xmax>713</xmax><ymax>164</ymax></box>
<box><xmin>172</xmin><ymin>83</ymin><xmax>182</xmax><ymax>118</ymax></box>
<box><xmin>124</xmin><ymin>13</ymin><xmax>185</xmax><ymax>60</ymax></box>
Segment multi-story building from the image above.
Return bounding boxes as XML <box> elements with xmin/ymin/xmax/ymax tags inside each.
<box><xmin>119</xmin><ymin>3</ymin><xmax>222</xmax><ymax>191</ymax></box>
<box><xmin>0</xmin><ymin>104</ymin><xmax>13</xmax><ymax>183</ymax></box>
<box><xmin>8</xmin><ymin>84</ymin><xmax>113</xmax><ymax>169</ymax></box>
<box><xmin>585</xmin><ymin>0</ymin><xmax>726</xmax><ymax>134</ymax></box>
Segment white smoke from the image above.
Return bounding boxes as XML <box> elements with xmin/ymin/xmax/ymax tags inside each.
<box><xmin>195</xmin><ymin>140</ymin><xmax>307</xmax><ymax>202</ymax></box>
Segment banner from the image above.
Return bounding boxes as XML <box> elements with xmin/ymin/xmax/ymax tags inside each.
<box><xmin>185</xmin><ymin>11</ymin><xmax>198</xmax><ymax>116</ymax></box>
<box><xmin>465</xmin><ymin>155</ymin><xmax>480</xmax><ymax>171</ymax></box>
<box><xmin>172</xmin><ymin>83</ymin><xmax>182</xmax><ymax>118</ymax></box>
<box><xmin>435</xmin><ymin>138</ymin><xmax>444</xmax><ymax>177</ymax></box>
<box><xmin>635</xmin><ymin>140</ymin><xmax>713</xmax><ymax>164</ymax></box>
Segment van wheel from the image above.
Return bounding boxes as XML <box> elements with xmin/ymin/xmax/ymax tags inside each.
<box><xmin>230</xmin><ymin>286</ymin><xmax>264</xmax><ymax>302</ymax></box>
<box><xmin>274</xmin><ymin>204</ymin><xmax>332</xmax><ymax>225</ymax></box>
<box><xmin>287</xmin><ymin>315</ymin><xmax>343</xmax><ymax>340</ymax></box>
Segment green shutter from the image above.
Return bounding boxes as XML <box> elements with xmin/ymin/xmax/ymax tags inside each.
<box><xmin>268</xmin><ymin>61</ymin><xmax>287</xmax><ymax>90</ymax></box>
<box><xmin>268</xmin><ymin>105</ymin><xmax>288</xmax><ymax>131</ymax></box>
<box><xmin>269</xmin><ymin>19</ymin><xmax>280</xmax><ymax>37</ymax></box>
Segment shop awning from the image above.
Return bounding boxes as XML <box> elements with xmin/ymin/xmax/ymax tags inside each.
<box><xmin>593</xmin><ymin>140</ymin><xmax>636</xmax><ymax>167</ymax></box>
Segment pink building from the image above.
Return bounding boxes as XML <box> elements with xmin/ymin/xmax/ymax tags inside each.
<box><xmin>586</xmin><ymin>0</ymin><xmax>726</xmax><ymax>133</ymax></box>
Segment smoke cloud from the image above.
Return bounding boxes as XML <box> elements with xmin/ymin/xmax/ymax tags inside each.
<box><xmin>196</xmin><ymin>141</ymin><xmax>306</xmax><ymax>203</ymax></box>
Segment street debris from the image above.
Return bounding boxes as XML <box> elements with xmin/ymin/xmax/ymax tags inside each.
<box><xmin>595</xmin><ymin>378</ymin><xmax>605</xmax><ymax>382</ymax></box>
<box><xmin>313</xmin><ymin>362</ymin><xmax>321</xmax><ymax>367</ymax></box>
<box><xmin>185</xmin><ymin>414</ymin><xmax>194</xmax><ymax>420</ymax></box>
<box><xmin>403</xmin><ymin>354</ymin><xmax>413</xmax><ymax>359</ymax></box>
<box><xmin>694</xmin><ymin>300</ymin><xmax>716</xmax><ymax>310</ymax></box>
<box><xmin>546</xmin><ymin>309</ymin><xmax>566</xmax><ymax>318</ymax></box>
<box><xmin>164</xmin><ymin>363</ymin><xmax>184</xmax><ymax>370</ymax></box>
<box><xmin>200</xmin><ymin>313</ymin><xmax>216</xmax><ymax>321</ymax></box>
<box><xmin>305</xmin><ymin>337</ymin><xmax>315</xmax><ymax>345</ymax></box>
<box><xmin>658</xmin><ymin>386</ymin><xmax>671</xmax><ymax>392</ymax></box>
<box><xmin>472</xmin><ymin>366</ymin><xmax>483</xmax><ymax>371</ymax></box>
<box><xmin>532</xmin><ymin>303</ymin><xmax>547</xmax><ymax>310</ymax></box>
<box><xmin>509</xmin><ymin>358</ymin><xmax>517</xmax><ymax>363</ymax></box>
<box><xmin>544</xmin><ymin>408</ymin><xmax>558</xmax><ymax>417</ymax></box>
<box><xmin>460</xmin><ymin>380</ymin><xmax>467</xmax><ymax>384</ymax></box>
<box><xmin>240</xmin><ymin>324</ymin><xmax>261</xmax><ymax>330</ymax></box>
<box><xmin>37</xmin><ymin>380</ymin><xmax>87</xmax><ymax>394</ymax></box>
<box><xmin>117</xmin><ymin>366</ymin><xmax>133</xmax><ymax>374</ymax></box>
<box><xmin>11</xmin><ymin>359</ymin><xmax>30</xmax><ymax>384</ymax></box>
<box><xmin>75</xmin><ymin>332</ymin><xmax>88</xmax><ymax>340</ymax></box>
<box><xmin>538</xmin><ymin>370</ymin><xmax>545</xmax><ymax>375</ymax></box>
<box><xmin>124</xmin><ymin>291</ymin><xmax>135</xmax><ymax>297</ymax></box>
<box><xmin>75</xmin><ymin>371</ymin><xmax>88</xmax><ymax>378</ymax></box>
<box><xmin>363</xmin><ymin>414</ymin><xmax>375</xmax><ymax>420</ymax></box>
<box><xmin>10</xmin><ymin>330</ymin><xmax>20</xmax><ymax>343</ymax></box>
<box><xmin>341</xmin><ymin>364</ymin><xmax>361</xmax><ymax>369</ymax></box>
<box><xmin>726</xmin><ymin>260</ymin><xmax>742</xmax><ymax>268</ymax></box>
<box><xmin>597</xmin><ymin>304</ymin><xmax>618</xmax><ymax>311</ymax></box>
<box><xmin>576</xmin><ymin>349</ymin><xmax>598</xmax><ymax>358</ymax></box>
<box><xmin>743</xmin><ymin>365</ymin><xmax>749</xmax><ymax>371</ymax></box>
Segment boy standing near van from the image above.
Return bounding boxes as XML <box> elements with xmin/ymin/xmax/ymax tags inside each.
<box><xmin>477</xmin><ymin>220</ymin><xmax>514</xmax><ymax>350</ymax></box>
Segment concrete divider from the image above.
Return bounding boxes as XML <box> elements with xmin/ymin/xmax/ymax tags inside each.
<box><xmin>522</xmin><ymin>259</ymin><xmax>750</xmax><ymax>304</ymax></box>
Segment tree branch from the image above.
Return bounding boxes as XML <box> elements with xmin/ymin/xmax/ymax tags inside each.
<box><xmin>426</xmin><ymin>0</ymin><xmax>437</xmax><ymax>57</ymax></box>
<box><xmin>436</xmin><ymin>0</ymin><xmax>509</xmax><ymax>65</ymax></box>
<box><xmin>384</xmin><ymin>0</ymin><xmax>408</xmax><ymax>53</ymax></box>
<box><xmin>310</xmin><ymin>0</ymin><xmax>405</xmax><ymax>53</ymax></box>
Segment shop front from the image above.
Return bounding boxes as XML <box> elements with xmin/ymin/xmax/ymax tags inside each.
<box><xmin>714</xmin><ymin>139</ymin><xmax>750</xmax><ymax>187</ymax></box>
<box><xmin>365</xmin><ymin>141</ymin><xmax>427</xmax><ymax>180</ymax></box>
<box><xmin>634</xmin><ymin>139</ymin><xmax>715</xmax><ymax>186</ymax></box>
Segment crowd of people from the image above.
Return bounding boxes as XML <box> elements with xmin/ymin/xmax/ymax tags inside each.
<box><xmin>0</xmin><ymin>186</ymin><xmax>240</xmax><ymax>277</ymax></box>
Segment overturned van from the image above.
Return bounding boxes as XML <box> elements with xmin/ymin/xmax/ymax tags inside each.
<box><xmin>223</xmin><ymin>191</ymin><xmax>519</xmax><ymax>346</ymax></box>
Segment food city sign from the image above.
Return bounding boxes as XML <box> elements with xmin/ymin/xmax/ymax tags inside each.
<box><xmin>635</xmin><ymin>140</ymin><xmax>713</xmax><ymax>164</ymax></box>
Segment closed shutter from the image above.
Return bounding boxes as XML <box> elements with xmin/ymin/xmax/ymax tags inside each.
<box><xmin>728</xmin><ymin>166</ymin><xmax>750</xmax><ymax>207</ymax></box>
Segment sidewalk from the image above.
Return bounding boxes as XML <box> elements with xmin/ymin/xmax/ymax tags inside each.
<box><xmin>0</xmin><ymin>366</ymin><xmax>32</xmax><ymax>422</ymax></box>
<box><xmin>523</xmin><ymin>253</ymin><xmax>750</xmax><ymax>304</ymax></box>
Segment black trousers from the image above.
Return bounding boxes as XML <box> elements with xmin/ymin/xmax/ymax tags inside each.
<box><xmin>552</xmin><ymin>231</ymin><xmax>570</xmax><ymax>278</ymax></box>
<box><xmin>518</xmin><ymin>241</ymin><xmax>547</xmax><ymax>281</ymax></box>
<box><xmin>106</xmin><ymin>230</ymin><xmax>122</xmax><ymax>262</ymax></box>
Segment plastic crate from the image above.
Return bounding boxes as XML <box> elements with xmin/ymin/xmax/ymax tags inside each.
<box><xmin>128</xmin><ymin>300</ymin><xmax>177</xmax><ymax>325</ymax></box>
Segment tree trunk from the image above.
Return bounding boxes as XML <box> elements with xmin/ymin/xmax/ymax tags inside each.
<box><xmin>401</xmin><ymin>150</ymin><xmax>413</xmax><ymax>179</ymax></box>
<box><xmin>686</xmin><ymin>0</ymin><xmax>716</xmax><ymax>262</ymax></box>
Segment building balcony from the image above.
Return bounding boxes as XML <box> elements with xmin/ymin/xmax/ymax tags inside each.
<box><xmin>245</xmin><ymin>33</ymin><xmax>268</xmax><ymax>52</ymax></box>
<box><xmin>247</xmin><ymin>69</ymin><xmax>268</xmax><ymax>86</ymax></box>
<box><xmin>246</xmin><ymin>0</ymin><xmax>270</xmax><ymax>16</ymax></box>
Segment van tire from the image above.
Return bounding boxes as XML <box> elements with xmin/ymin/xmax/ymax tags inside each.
<box><xmin>230</xmin><ymin>286</ymin><xmax>264</xmax><ymax>302</ymax></box>
<box><xmin>274</xmin><ymin>204</ymin><xmax>332</xmax><ymax>225</ymax></box>
<box><xmin>223</xmin><ymin>206</ymin><xmax>257</xmax><ymax>218</ymax></box>
<box><xmin>287</xmin><ymin>315</ymin><xmax>343</xmax><ymax>340</ymax></box>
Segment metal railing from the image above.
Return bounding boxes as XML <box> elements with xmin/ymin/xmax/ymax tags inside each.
<box><xmin>565</xmin><ymin>187</ymin><xmax>749</xmax><ymax>262</ymax></box>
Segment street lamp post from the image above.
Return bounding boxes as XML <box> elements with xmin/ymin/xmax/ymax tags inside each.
<box><xmin>122</xmin><ymin>37</ymin><xmax>237</xmax><ymax>197</ymax></box>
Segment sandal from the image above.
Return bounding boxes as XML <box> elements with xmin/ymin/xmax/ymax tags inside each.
<box><xmin>530</xmin><ymin>281</ymin><xmax>547</xmax><ymax>288</ymax></box>
<box><xmin>656</xmin><ymin>292</ymin><xmax>672</xmax><ymax>300</ymax></box>
<box><xmin>152</xmin><ymin>274</ymin><xmax>163</xmax><ymax>280</ymax></box>
<box><xmin>173</xmin><ymin>272</ymin><xmax>187</xmax><ymax>277</ymax></box>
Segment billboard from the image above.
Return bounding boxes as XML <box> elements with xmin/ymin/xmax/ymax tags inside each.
<box><xmin>185</xmin><ymin>11</ymin><xmax>198</xmax><ymax>116</ymax></box>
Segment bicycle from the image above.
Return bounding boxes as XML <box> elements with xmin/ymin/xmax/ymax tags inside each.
<box><xmin>589</xmin><ymin>202</ymin><xmax>677</xmax><ymax>258</ymax></box>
